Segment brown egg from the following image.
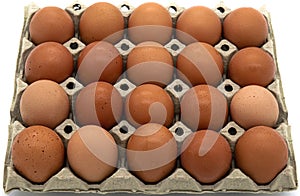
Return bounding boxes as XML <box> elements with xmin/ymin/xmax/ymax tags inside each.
<box><xmin>176</xmin><ymin>6</ymin><xmax>222</xmax><ymax>45</ymax></box>
<box><xmin>79</xmin><ymin>2</ymin><xmax>124</xmax><ymax>44</ymax></box>
<box><xmin>180</xmin><ymin>85</ymin><xmax>228</xmax><ymax>131</ymax></box>
<box><xmin>126</xmin><ymin>41</ymin><xmax>174</xmax><ymax>87</ymax></box>
<box><xmin>77</xmin><ymin>41</ymin><xmax>123</xmax><ymax>86</ymax></box>
<box><xmin>230</xmin><ymin>85</ymin><xmax>279</xmax><ymax>129</ymax></box>
<box><xmin>25</xmin><ymin>42</ymin><xmax>73</xmax><ymax>84</ymax></box>
<box><xmin>12</xmin><ymin>125</ymin><xmax>65</xmax><ymax>184</ymax></box>
<box><xmin>223</xmin><ymin>7</ymin><xmax>268</xmax><ymax>49</ymax></box>
<box><xmin>74</xmin><ymin>82</ymin><xmax>123</xmax><ymax>130</ymax></box>
<box><xmin>177</xmin><ymin>42</ymin><xmax>224</xmax><ymax>86</ymax></box>
<box><xmin>235</xmin><ymin>126</ymin><xmax>288</xmax><ymax>184</ymax></box>
<box><xmin>181</xmin><ymin>130</ymin><xmax>232</xmax><ymax>184</ymax></box>
<box><xmin>20</xmin><ymin>80</ymin><xmax>70</xmax><ymax>129</ymax></box>
<box><xmin>29</xmin><ymin>6</ymin><xmax>74</xmax><ymax>45</ymax></box>
<box><xmin>67</xmin><ymin>125</ymin><xmax>118</xmax><ymax>183</ymax></box>
<box><xmin>126</xmin><ymin>123</ymin><xmax>177</xmax><ymax>183</ymax></box>
<box><xmin>125</xmin><ymin>84</ymin><xmax>174</xmax><ymax>127</ymax></box>
<box><xmin>228</xmin><ymin>47</ymin><xmax>275</xmax><ymax>87</ymax></box>
<box><xmin>128</xmin><ymin>2</ymin><xmax>172</xmax><ymax>45</ymax></box>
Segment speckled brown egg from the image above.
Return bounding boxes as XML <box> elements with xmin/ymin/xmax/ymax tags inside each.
<box><xmin>126</xmin><ymin>123</ymin><xmax>177</xmax><ymax>183</ymax></box>
<box><xmin>230</xmin><ymin>85</ymin><xmax>279</xmax><ymax>129</ymax></box>
<box><xmin>25</xmin><ymin>42</ymin><xmax>73</xmax><ymax>83</ymax></box>
<box><xmin>223</xmin><ymin>7</ymin><xmax>268</xmax><ymax>48</ymax></box>
<box><xmin>29</xmin><ymin>6</ymin><xmax>74</xmax><ymax>45</ymax></box>
<box><xmin>235</xmin><ymin>126</ymin><xmax>288</xmax><ymax>184</ymax></box>
<box><xmin>12</xmin><ymin>125</ymin><xmax>65</xmax><ymax>184</ymax></box>
<box><xmin>67</xmin><ymin>125</ymin><xmax>118</xmax><ymax>183</ymax></box>
<box><xmin>177</xmin><ymin>42</ymin><xmax>224</xmax><ymax>86</ymax></box>
<box><xmin>128</xmin><ymin>2</ymin><xmax>172</xmax><ymax>45</ymax></box>
<box><xmin>20</xmin><ymin>80</ymin><xmax>70</xmax><ymax>129</ymax></box>
<box><xmin>77</xmin><ymin>41</ymin><xmax>123</xmax><ymax>86</ymax></box>
<box><xmin>176</xmin><ymin>6</ymin><xmax>222</xmax><ymax>45</ymax></box>
<box><xmin>126</xmin><ymin>41</ymin><xmax>173</xmax><ymax>87</ymax></box>
<box><xmin>125</xmin><ymin>84</ymin><xmax>174</xmax><ymax>127</ymax></box>
<box><xmin>180</xmin><ymin>85</ymin><xmax>228</xmax><ymax>131</ymax></box>
<box><xmin>181</xmin><ymin>130</ymin><xmax>232</xmax><ymax>184</ymax></box>
<box><xmin>74</xmin><ymin>82</ymin><xmax>123</xmax><ymax>130</ymax></box>
<box><xmin>228</xmin><ymin>47</ymin><xmax>275</xmax><ymax>87</ymax></box>
<box><xmin>79</xmin><ymin>2</ymin><xmax>124</xmax><ymax>44</ymax></box>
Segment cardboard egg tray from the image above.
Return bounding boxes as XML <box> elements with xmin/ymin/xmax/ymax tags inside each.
<box><xmin>3</xmin><ymin>1</ymin><xmax>298</xmax><ymax>194</ymax></box>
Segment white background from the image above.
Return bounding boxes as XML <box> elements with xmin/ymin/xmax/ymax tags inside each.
<box><xmin>0</xmin><ymin>0</ymin><xmax>299</xmax><ymax>195</ymax></box>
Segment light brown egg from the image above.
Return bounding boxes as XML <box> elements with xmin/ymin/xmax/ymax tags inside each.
<box><xmin>223</xmin><ymin>7</ymin><xmax>268</xmax><ymax>49</ymax></box>
<box><xmin>74</xmin><ymin>82</ymin><xmax>123</xmax><ymax>130</ymax></box>
<box><xmin>126</xmin><ymin>123</ymin><xmax>177</xmax><ymax>183</ymax></box>
<box><xmin>177</xmin><ymin>42</ymin><xmax>224</xmax><ymax>86</ymax></box>
<box><xmin>181</xmin><ymin>130</ymin><xmax>232</xmax><ymax>184</ymax></box>
<box><xmin>180</xmin><ymin>85</ymin><xmax>228</xmax><ymax>131</ymax></box>
<box><xmin>29</xmin><ymin>6</ymin><xmax>74</xmax><ymax>45</ymax></box>
<box><xmin>230</xmin><ymin>85</ymin><xmax>279</xmax><ymax>129</ymax></box>
<box><xmin>79</xmin><ymin>2</ymin><xmax>124</xmax><ymax>44</ymax></box>
<box><xmin>125</xmin><ymin>84</ymin><xmax>174</xmax><ymax>127</ymax></box>
<box><xmin>20</xmin><ymin>80</ymin><xmax>70</xmax><ymax>129</ymax></box>
<box><xmin>25</xmin><ymin>42</ymin><xmax>73</xmax><ymax>83</ymax></box>
<box><xmin>235</xmin><ymin>126</ymin><xmax>288</xmax><ymax>184</ymax></box>
<box><xmin>67</xmin><ymin>125</ymin><xmax>118</xmax><ymax>183</ymax></box>
<box><xmin>12</xmin><ymin>125</ymin><xmax>65</xmax><ymax>184</ymax></box>
<box><xmin>128</xmin><ymin>2</ymin><xmax>172</xmax><ymax>45</ymax></box>
<box><xmin>176</xmin><ymin>6</ymin><xmax>222</xmax><ymax>45</ymax></box>
<box><xmin>126</xmin><ymin>41</ymin><xmax>173</xmax><ymax>87</ymax></box>
<box><xmin>77</xmin><ymin>41</ymin><xmax>123</xmax><ymax>86</ymax></box>
<box><xmin>228</xmin><ymin>47</ymin><xmax>275</xmax><ymax>87</ymax></box>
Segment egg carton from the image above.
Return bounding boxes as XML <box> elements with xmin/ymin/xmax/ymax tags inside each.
<box><xmin>3</xmin><ymin>1</ymin><xmax>297</xmax><ymax>194</ymax></box>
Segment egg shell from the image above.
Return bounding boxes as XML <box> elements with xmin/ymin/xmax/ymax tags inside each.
<box><xmin>29</xmin><ymin>6</ymin><xmax>74</xmax><ymax>45</ymax></box>
<box><xmin>20</xmin><ymin>80</ymin><xmax>70</xmax><ymax>129</ymax></box>
<box><xmin>77</xmin><ymin>41</ymin><xmax>123</xmax><ymax>86</ymax></box>
<box><xmin>126</xmin><ymin>123</ymin><xmax>177</xmax><ymax>183</ymax></box>
<box><xmin>25</xmin><ymin>42</ymin><xmax>73</xmax><ymax>83</ymax></box>
<box><xmin>67</xmin><ymin>125</ymin><xmax>118</xmax><ymax>183</ymax></box>
<box><xmin>230</xmin><ymin>85</ymin><xmax>279</xmax><ymax>129</ymax></box>
<box><xmin>180</xmin><ymin>85</ymin><xmax>228</xmax><ymax>131</ymax></box>
<box><xmin>74</xmin><ymin>82</ymin><xmax>123</xmax><ymax>130</ymax></box>
<box><xmin>176</xmin><ymin>6</ymin><xmax>222</xmax><ymax>45</ymax></box>
<box><xmin>235</xmin><ymin>126</ymin><xmax>288</xmax><ymax>184</ymax></box>
<box><xmin>223</xmin><ymin>7</ymin><xmax>268</xmax><ymax>49</ymax></box>
<box><xmin>79</xmin><ymin>2</ymin><xmax>124</xmax><ymax>44</ymax></box>
<box><xmin>180</xmin><ymin>130</ymin><xmax>232</xmax><ymax>184</ymax></box>
<box><xmin>12</xmin><ymin>125</ymin><xmax>65</xmax><ymax>184</ymax></box>
<box><xmin>177</xmin><ymin>42</ymin><xmax>224</xmax><ymax>86</ymax></box>
<box><xmin>228</xmin><ymin>47</ymin><xmax>276</xmax><ymax>87</ymax></box>
<box><xmin>125</xmin><ymin>84</ymin><xmax>174</xmax><ymax>127</ymax></box>
<box><xmin>128</xmin><ymin>2</ymin><xmax>172</xmax><ymax>45</ymax></box>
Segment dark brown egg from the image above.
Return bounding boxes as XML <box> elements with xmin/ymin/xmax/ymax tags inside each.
<box><xmin>126</xmin><ymin>123</ymin><xmax>177</xmax><ymax>183</ymax></box>
<box><xmin>128</xmin><ymin>2</ymin><xmax>172</xmax><ymax>45</ymax></box>
<box><xmin>125</xmin><ymin>84</ymin><xmax>174</xmax><ymax>127</ymax></box>
<box><xmin>228</xmin><ymin>47</ymin><xmax>275</xmax><ymax>87</ymax></box>
<box><xmin>177</xmin><ymin>42</ymin><xmax>224</xmax><ymax>86</ymax></box>
<box><xmin>79</xmin><ymin>2</ymin><xmax>124</xmax><ymax>44</ymax></box>
<box><xmin>180</xmin><ymin>85</ymin><xmax>228</xmax><ymax>131</ymax></box>
<box><xmin>20</xmin><ymin>80</ymin><xmax>70</xmax><ymax>129</ymax></box>
<box><xmin>223</xmin><ymin>7</ymin><xmax>268</xmax><ymax>49</ymax></box>
<box><xmin>25</xmin><ymin>42</ymin><xmax>73</xmax><ymax>83</ymax></box>
<box><xmin>235</xmin><ymin>126</ymin><xmax>288</xmax><ymax>184</ymax></box>
<box><xmin>181</xmin><ymin>130</ymin><xmax>232</xmax><ymax>184</ymax></box>
<box><xmin>29</xmin><ymin>6</ymin><xmax>74</xmax><ymax>44</ymax></box>
<box><xmin>12</xmin><ymin>125</ymin><xmax>65</xmax><ymax>184</ymax></box>
<box><xmin>74</xmin><ymin>82</ymin><xmax>123</xmax><ymax>130</ymax></box>
<box><xmin>77</xmin><ymin>41</ymin><xmax>123</xmax><ymax>86</ymax></box>
<box><xmin>176</xmin><ymin>6</ymin><xmax>222</xmax><ymax>45</ymax></box>
<box><xmin>67</xmin><ymin>125</ymin><xmax>118</xmax><ymax>183</ymax></box>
